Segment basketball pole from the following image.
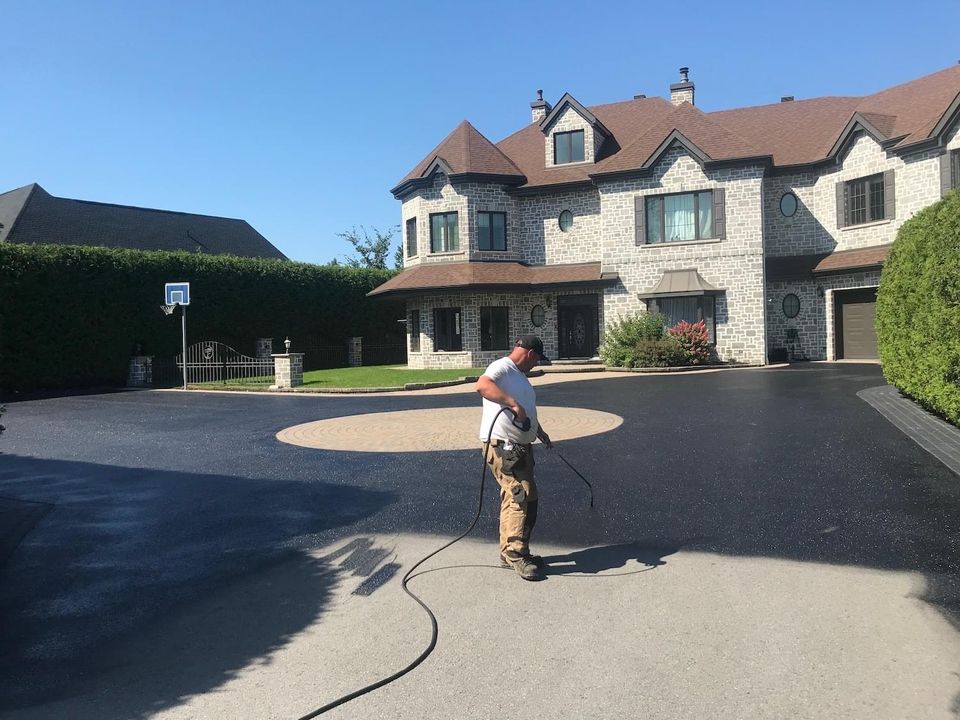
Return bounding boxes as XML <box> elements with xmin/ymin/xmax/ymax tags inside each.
<box><xmin>181</xmin><ymin>304</ymin><xmax>188</xmax><ymax>390</ymax></box>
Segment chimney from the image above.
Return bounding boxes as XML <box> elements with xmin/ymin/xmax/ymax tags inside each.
<box><xmin>669</xmin><ymin>67</ymin><xmax>695</xmax><ymax>106</ymax></box>
<box><xmin>634</xmin><ymin>94</ymin><xmax>647</xmax><ymax>100</ymax></box>
<box><xmin>780</xmin><ymin>96</ymin><xmax>795</xmax><ymax>103</ymax></box>
<box><xmin>531</xmin><ymin>89</ymin><xmax>551</xmax><ymax>123</ymax></box>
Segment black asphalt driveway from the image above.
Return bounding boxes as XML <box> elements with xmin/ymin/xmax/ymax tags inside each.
<box><xmin>1</xmin><ymin>364</ymin><xmax>959</xmax><ymax>717</ymax></box>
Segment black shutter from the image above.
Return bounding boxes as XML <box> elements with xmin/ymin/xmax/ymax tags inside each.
<box><xmin>712</xmin><ymin>188</ymin><xmax>726</xmax><ymax>240</ymax></box>
<box><xmin>836</xmin><ymin>182</ymin><xmax>847</xmax><ymax>228</ymax></box>
<box><xmin>634</xmin><ymin>196</ymin><xmax>645</xmax><ymax>245</ymax></box>
<box><xmin>941</xmin><ymin>152</ymin><xmax>954</xmax><ymax>197</ymax></box>
<box><xmin>883</xmin><ymin>169</ymin><xmax>895</xmax><ymax>220</ymax></box>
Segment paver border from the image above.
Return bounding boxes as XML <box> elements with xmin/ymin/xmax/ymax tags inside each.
<box><xmin>859</xmin><ymin>384</ymin><xmax>960</xmax><ymax>476</ymax></box>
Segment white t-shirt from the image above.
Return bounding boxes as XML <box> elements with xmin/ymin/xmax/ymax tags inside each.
<box><xmin>478</xmin><ymin>357</ymin><xmax>539</xmax><ymax>444</ymax></box>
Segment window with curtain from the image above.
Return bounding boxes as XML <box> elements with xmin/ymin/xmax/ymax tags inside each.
<box><xmin>554</xmin><ymin>130</ymin><xmax>585</xmax><ymax>164</ymax></box>
<box><xmin>648</xmin><ymin>295</ymin><xmax>716</xmax><ymax>343</ymax></box>
<box><xmin>645</xmin><ymin>190</ymin><xmax>714</xmax><ymax>243</ymax></box>
<box><xmin>480</xmin><ymin>307</ymin><xmax>509</xmax><ymax>350</ymax></box>
<box><xmin>409</xmin><ymin>309</ymin><xmax>420</xmax><ymax>353</ymax></box>
<box><xmin>433</xmin><ymin>307</ymin><xmax>462</xmax><ymax>351</ymax></box>
<box><xmin>477</xmin><ymin>212</ymin><xmax>506</xmax><ymax>251</ymax></box>
<box><xmin>430</xmin><ymin>212</ymin><xmax>459</xmax><ymax>253</ymax></box>
<box><xmin>951</xmin><ymin>149</ymin><xmax>959</xmax><ymax>189</ymax></box>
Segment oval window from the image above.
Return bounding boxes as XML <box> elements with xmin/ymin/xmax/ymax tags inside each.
<box><xmin>780</xmin><ymin>192</ymin><xmax>798</xmax><ymax>217</ymax></box>
<box><xmin>782</xmin><ymin>293</ymin><xmax>801</xmax><ymax>318</ymax></box>
<box><xmin>530</xmin><ymin>304</ymin><xmax>546</xmax><ymax>327</ymax></box>
<box><xmin>558</xmin><ymin>210</ymin><xmax>573</xmax><ymax>232</ymax></box>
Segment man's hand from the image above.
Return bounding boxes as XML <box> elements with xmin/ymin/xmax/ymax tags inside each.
<box><xmin>537</xmin><ymin>427</ymin><xmax>553</xmax><ymax>449</ymax></box>
<box><xmin>511</xmin><ymin>403</ymin><xmax>528</xmax><ymax>425</ymax></box>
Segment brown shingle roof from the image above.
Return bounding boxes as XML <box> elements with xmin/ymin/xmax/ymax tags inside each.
<box><xmin>597</xmin><ymin>102</ymin><xmax>764</xmax><ymax>175</ymax></box>
<box><xmin>395</xmin><ymin>120</ymin><xmax>524</xmax><ymax>190</ymax></box>
<box><xmin>367</xmin><ymin>261</ymin><xmax>618</xmax><ymax>298</ymax></box>
<box><xmin>813</xmin><ymin>244</ymin><xmax>892</xmax><ymax>274</ymax></box>
<box><xmin>396</xmin><ymin>65</ymin><xmax>960</xmax><ymax>193</ymax></box>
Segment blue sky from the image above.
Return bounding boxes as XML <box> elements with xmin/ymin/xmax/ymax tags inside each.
<box><xmin>2</xmin><ymin>0</ymin><xmax>958</xmax><ymax>265</ymax></box>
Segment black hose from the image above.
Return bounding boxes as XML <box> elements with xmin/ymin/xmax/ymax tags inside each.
<box><xmin>295</xmin><ymin>406</ymin><xmax>511</xmax><ymax>719</ymax></box>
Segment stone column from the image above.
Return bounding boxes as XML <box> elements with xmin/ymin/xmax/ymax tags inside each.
<box><xmin>127</xmin><ymin>356</ymin><xmax>153</xmax><ymax>387</ymax></box>
<box><xmin>348</xmin><ymin>337</ymin><xmax>363</xmax><ymax>367</ymax></box>
<box><xmin>255</xmin><ymin>338</ymin><xmax>274</xmax><ymax>358</ymax></box>
<box><xmin>271</xmin><ymin>353</ymin><xmax>305</xmax><ymax>389</ymax></box>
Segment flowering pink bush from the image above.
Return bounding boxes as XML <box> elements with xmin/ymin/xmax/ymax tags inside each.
<box><xmin>667</xmin><ymin>320</ymin><xmax>711</xmax><ymax>365</ymax></box>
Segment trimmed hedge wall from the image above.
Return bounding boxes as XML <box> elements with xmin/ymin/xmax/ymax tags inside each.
<box><xmin>0</xmin><ymin>244</ymin><xmax>404</xmax><ymax>392</ymax></box>
<box><xmin>876</xmin><ymin>189</ymin><xmax>960</xmax><ymax>425</ymax></box>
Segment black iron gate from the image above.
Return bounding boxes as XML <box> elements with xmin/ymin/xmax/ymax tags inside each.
<box><xmin>151</xmin><ymin>341</ymin><xmax>275</xmax><ymax>387</ymax></box>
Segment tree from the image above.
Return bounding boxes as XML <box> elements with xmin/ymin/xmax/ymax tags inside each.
<box><xmin>394</xmin><ymin>242</ymin><xmax>404</xmax><ymax>270</ymax></box>
<box><xmin>337</xmin><ymin>225</ymin><xmax>398</xmax><ymax>270</ymax></box>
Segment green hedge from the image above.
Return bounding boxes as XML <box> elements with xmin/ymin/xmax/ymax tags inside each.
<box><xmin>876</xmin><ymin>189</ymin><xmax>960</xmax><ymax>425</ymax></box>
<box><xmin>0</xmin><ymin>244</ymin><xmax>404</xmax><ymax>392</ymax></box>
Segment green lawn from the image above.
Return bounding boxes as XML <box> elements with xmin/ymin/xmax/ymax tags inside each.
<box><xmin>302</xmin><ymin>365</ymin><xmax>486</xmax><ymax>388</ymax></box>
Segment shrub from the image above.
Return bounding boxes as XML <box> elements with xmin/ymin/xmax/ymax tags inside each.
<box><xmin>668</xmin><ymin>319</ymin><xmax>712</xmax><ymax>365</ymax></box>
<box><xmin>0</xmin><ymin>244</ymin><xmax>404</xmax><ymax>392</ymax></box>
<box><xmin>601</xmin><ymin>312</ymin><xmax>686</xmax><ymax>368</ymax></box>
<box><xmin>631</xmin><ymin>338</ymin><xmax>685</xmax><ymax>368</ymax></box>
<box><xmin>600</xmin><ymin>312</ymin><xmax>667</xmax><ymax>367</ymax></box>
<box><xmin>876</xmin><ymin>189</ymin><xmax>960</xmax><ymax>425</ymax></box>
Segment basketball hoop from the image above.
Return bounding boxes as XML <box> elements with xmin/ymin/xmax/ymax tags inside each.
<box><xmin>161</xmin><ymin>303</ymin><xmax>178</xmax><ymax>316</ymax></box>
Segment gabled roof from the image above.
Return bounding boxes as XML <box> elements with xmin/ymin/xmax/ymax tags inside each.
<box><xmin>392</xmin><ymin>120</ymin><xmax>525</xmax><ymax>196</ymax></box>
<box><xmin>367</xmin><ymin>261</ymin><xmax>618</xmax><ymax>298</ymax></box>
<box><xmin>538</xmin><ymin>92</ymin><xmax>613</xmax><ymax>138</ymax></box>
<box><xmin>595</xmin><ymin>101</ymin><xmax>765</xmax><ymax>177</ymax></box>
<box><xmin>0</xmin><ymin>184</ymin><xmax>286</xmax><ymax>259</ymax></box>
<box><xmin>394</xmin><ymin>64</ymin><xmax>960</xmax><ymax>195</ymax></box>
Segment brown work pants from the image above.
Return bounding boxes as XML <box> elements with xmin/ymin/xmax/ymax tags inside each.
<box><xmin>482</xmin><ymin>441</ymin><xmax>538</xmax><ymax>558</ymax></box>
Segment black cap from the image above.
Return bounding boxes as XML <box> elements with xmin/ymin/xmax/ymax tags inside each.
<box><xmin>516</xmin><ymin>334</ymin><xmax>548</xmax><ymax>361</ymax></box>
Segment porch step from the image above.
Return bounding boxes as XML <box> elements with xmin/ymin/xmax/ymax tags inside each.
<box><xmin>539</xmin><ymin>361</ymin><xmax>606</xmax><ymax>374</ymax></box>
<box><xmin>549</xmin><ymin>357</ymin><xmax>603</xmax><ymax>365</ymax></box>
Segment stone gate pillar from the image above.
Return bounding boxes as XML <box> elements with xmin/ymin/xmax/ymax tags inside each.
<box><xmin>271</xmin><ymin>353</ymin><xmax>304</xmax><ymax>389</ymax></box>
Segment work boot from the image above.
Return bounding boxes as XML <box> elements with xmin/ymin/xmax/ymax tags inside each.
<box><xmin>501</xmin><ymin>552</ymin><xmax>543</xmax><ymax>581</ymax></box>
<box><xmin>500</xmin><ymin>552</ymin><xmax>544</xmax><ymax>569</ymax></box>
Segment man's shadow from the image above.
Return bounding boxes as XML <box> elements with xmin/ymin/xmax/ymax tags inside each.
<box><xmin>540</xmin><ymin>540</ymin><xmax>679</xmax><ymax>576</ymax></box>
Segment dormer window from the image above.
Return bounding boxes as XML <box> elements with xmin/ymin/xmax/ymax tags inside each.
<box><xmin>554</xmin><ymin>130</ymin><xmax>585</xmax><ymax>164</ymax></box>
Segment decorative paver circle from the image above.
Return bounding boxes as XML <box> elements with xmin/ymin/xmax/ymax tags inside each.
<box><xmin>276</xmin><ymin>406</ymin><xmax>624</xmax><ymax>452</ymax></box>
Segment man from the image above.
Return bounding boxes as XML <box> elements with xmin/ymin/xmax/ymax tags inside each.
<box><xmin>477</xmin><ymin>334</ymin><xmax>552</xmax><ymax>581</ymax></box>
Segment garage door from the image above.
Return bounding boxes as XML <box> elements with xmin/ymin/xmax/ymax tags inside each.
<box><xmin>837</xmin><ymin>288</ymin><xmax>878</xmax><ymax>360</ymax></box>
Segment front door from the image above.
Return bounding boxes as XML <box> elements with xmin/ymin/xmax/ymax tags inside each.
<box><xmin>558</xmin><ymin>295</ymin><xmax>599</xmax><ymax>358</ymax></box>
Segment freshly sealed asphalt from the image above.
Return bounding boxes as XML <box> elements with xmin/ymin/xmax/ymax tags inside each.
<box><xmin>1</xmin><ymin>363</ymin><xmax>960</xmax><ymax>718</ymax></box>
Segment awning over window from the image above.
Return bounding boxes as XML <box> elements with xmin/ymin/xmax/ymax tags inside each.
<box><xmin>637</xmin><ymin>268</ymin><xmax>724</xmax><ymax>298</ymax></box>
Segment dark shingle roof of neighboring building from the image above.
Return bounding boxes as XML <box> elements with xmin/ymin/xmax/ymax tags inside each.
<box><xmin>0</xmin><ymin>184</ymin><xmax>287</xmax><ymax>260</ymax></box>
<box><xmin>367</xmin><ymin>261</ymin><xmax>618</xmax><ymax>298</ymax></box>
<box><xmin>395</xmin><ymin>64</ymin><xmax>960</xmax><ymax>194</ymax></box>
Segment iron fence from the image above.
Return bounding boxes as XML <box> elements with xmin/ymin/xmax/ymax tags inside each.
<box><xmin>152</xmin><ymin>341</ymin><xmax>274</xmax><ymax>387</ymax></box>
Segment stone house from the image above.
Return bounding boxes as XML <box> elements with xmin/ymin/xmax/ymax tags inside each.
<box><xmin>370</xmin><ymin>65</ymin><xmax>960</xmax><ymax>368</ymax></box>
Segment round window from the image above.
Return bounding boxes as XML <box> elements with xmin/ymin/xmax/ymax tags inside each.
<box><xmin>780</xmin><ymin>192</ymin><xmax>798</xmax><ymax>217</ymax></box>
<box><xmin>558</xmin><ymin>210</ymin><xmax>573</xmax><ymax>232</ymax></box>
<box><xmin>782</xmin><ymin>293</ymin><xmax>801</xmax><ymax>318</ymax></box>
<box><xmin>530</xmin><ymin>304</ymin><xmax>546</xmax><ymax>327</ymax></box>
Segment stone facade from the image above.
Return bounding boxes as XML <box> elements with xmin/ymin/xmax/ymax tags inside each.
<box><xmin>394</xmin><ymin>114</ymin><xmax>959</xmax><ymax>368</ymax></box>
<box><xmin>761</xmin><ymin>122</ymin><xmax>960</xmax><ymax>359</ymax></box>
<box><xmin>516</xmin><ymin>188</ymin><xmax>602</xmax><ymax>265</ymax></box>
<box><xmin>406</xmin><ymin>288</ymin><xmax>601</xmax><ymax>369</ymax></box>
<box><xmin>597</xmin><ymin>145</ymin><xmax>767</xmax><ymax>365</ymax></box>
